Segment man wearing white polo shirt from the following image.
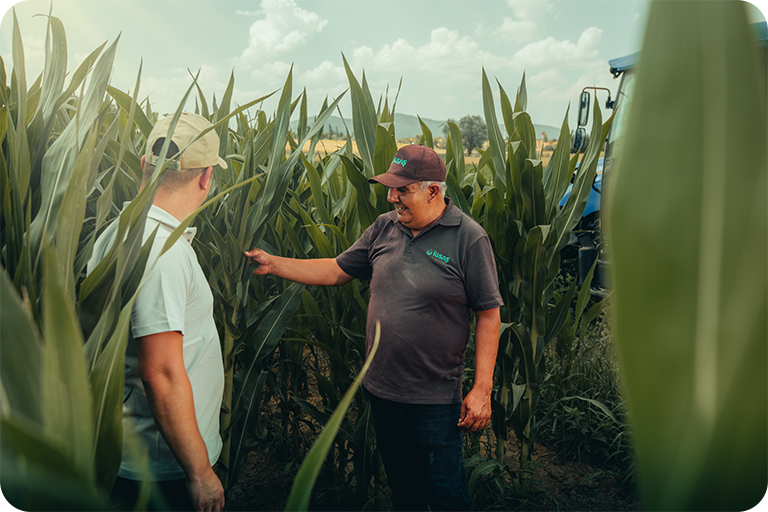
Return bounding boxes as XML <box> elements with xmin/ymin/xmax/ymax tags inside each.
<box><xmin>88</xmin><ymin>113</ymin><xmax>227</xmax><ymax>512</ymax></box>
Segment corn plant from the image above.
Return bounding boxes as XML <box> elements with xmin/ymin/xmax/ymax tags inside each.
<box><xmin>181</xmin><ymin>68</ymin><xmax>348</xmax><ymax>489</ymax></box>
<box><xmin>606</xmin><ymin>1</ymin><xmax>766</xmax><ymax>509</ymax></box>
<box><xmin>267</xmin><ymin>57</ymin><xmax>402</xmax><ymax>509</ymax></box>
<box><xmin>0</xmin><ymin>11</ymin><xmax>159</xmax><ymax>508</ymax></box>
<box><xmin>285</xmin><ymin>323</ymin><xmax>380</xmax><ymax>512</ymax></box>
<box><xmin>1</xmin><ymin>8</ymin><xmax>647</xmax><ymax>510</ymax></box>
<box><xmin>441</xmin><ymin>69</ymin><xmax>613</xmax><ymax>480</ymax></box>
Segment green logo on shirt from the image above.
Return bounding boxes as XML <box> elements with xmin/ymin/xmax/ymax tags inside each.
<box><xmin>426</xmin><ymin>249</ymin><xmax>450</xmax><ymax>264</ymax></box>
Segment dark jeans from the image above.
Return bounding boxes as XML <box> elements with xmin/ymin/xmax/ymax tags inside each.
<box><xmin>367</xmin><ymin>391</ymin><xmax>473</xmax><ymax>511</ymax></box>
<box><xmin>110</xmin><ymin>476</ymin><xmax>194</xmax><ymax>511</ymax></box>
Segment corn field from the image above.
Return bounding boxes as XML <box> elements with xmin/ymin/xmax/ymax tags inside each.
<box><xmin>1</xmin><ymin>2</ymin><xmax>766</xmax><ymax>511</ymax></box>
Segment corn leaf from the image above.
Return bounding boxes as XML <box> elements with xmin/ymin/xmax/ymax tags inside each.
<box><xmin>0</xmin><ymin>267</ymin><xmax>42</xmax><ymax>424</ymax></box>
<box><xmin>41</xmin><ymin>244</ymin><xmax>94</xmax><ymax>483</ymax></box>
<box><xmin>342</xmin><ymin>54</ymin><xmax>376</xmax><ymax>175</ymax></box>
<box><xmin>285</xmin><ymin>323</ymin><xmax>380</xmax><ymax>512</ymax></box>
<box><xmin>481</xmin><ymin>68</ymin><xmax>507</xmax><ymax>187</ymax></box>
<box><xmin>606</xmin><ymin>1</ymin><xmax>767</xmax><ymax>509</ymax></box>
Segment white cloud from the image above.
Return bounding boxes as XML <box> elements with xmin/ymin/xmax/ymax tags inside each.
<box><xmin>528</xmin><ymin>68</ymin><xmax>568</xmax><ymax>91</ymax></box>
<box><xmin>350</xmin><ymin>46</ymin><xmax>374</xmax><ymax>68</ymax></box>
<box><xmin>494</xmin><ymin>17</ymin><xmax>537</xmax><ymax>42</ymax></box>
<box><xmin>299</xmin><ymin>60</ymin><xmax>345</xmax><ymax>84</ymax></box>
<box><xmin>371</xmin><ymin>28</ymin><xmax>506</xmax><ymax>73</ymax></box>
<box><xmin>506</xmin><ymin>0</ymin><xmax>554</xmax><ymax>21</ymax></box>
<box><xmin>139</xmin><ymin>64</ymin><xmax>227</xmax><ymax>112</ymax></box>
<box><xmin>439</xmin><ymin>72</ymin><xmax>476</xmax><ymax>86</ymax></box>
<box><xmin>248</xmin><ymin>61</ymin><xmax>293</xmax><ymax>89</ymax></box>
<box><xmin>235</xmin><ymin>0</ymin><xmax>327</xmax><ymax>67</ymax></box>
<box><xmin>495</xmin><ymin>0</ymin><xmax>554</xmax><ymax>42</ymax></box>
<box><xmin>512</xmin><ymin>27</ymin><xmax>602</xmax><ymax>69</ymax></box>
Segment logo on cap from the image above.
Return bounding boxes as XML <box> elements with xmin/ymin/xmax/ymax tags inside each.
<box><xmin>392</xmin><ymin>157</ymin><xmax>408</xmax><ymax>166</ymax></box>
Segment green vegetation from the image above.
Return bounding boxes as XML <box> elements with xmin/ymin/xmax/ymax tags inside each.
<box><xmin>3</xmin><ymin>2</ymin><xmax>763</xmax><ymax>511</ymax></box>
<box><xmin>607</xmin><ymin>1</ymin><xmax>766</xmax><ymax>510</ymax></box>
<box><xmin>444</xmin><ymin>114</ymin><xmax>489</xmax><ymax>155</ymax></box>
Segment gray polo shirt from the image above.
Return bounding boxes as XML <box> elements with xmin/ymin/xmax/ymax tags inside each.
<box><xmin>336</xmin><ymin>198</ymin><xmax>503</xmax><ymax>404</ymax></box>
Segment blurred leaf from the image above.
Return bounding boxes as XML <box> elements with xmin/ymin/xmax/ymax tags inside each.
<box><xmin>55</xmin><ymin>124</ymin><xmax>95</xmax><ymax>304</ymax></box>
<box><xmin>41</xmin><ymin>244</ymin><xmax>94</xmax><ymax>483</ymax></box>
<box><xmin>30</xmin><ymin>35</ymin><xmax>119</xmax><ymax>254</ymax></box>
<box><xmin>89</xmin><ymin>297</ymin><xmax>134</xmax><ymax>491</ymax></box>
<box><xmin>1</xmin><ymin>414</ymin><xmax>103</xmax><ymax>511</ymax></box>
<box><xmin>606</xmin><ymin>2</ymin><xmax>767</xmax><ymax>510</ymax></box>
<box><xmin>0</xmin><ymin>267</ymin><xmax>42</xmax><ymax>424</ymax></box>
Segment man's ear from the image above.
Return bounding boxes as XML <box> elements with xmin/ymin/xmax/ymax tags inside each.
<box><xmin>427</xmin><ymin>184</ymin><xmax>440</xmax><ymax>202</ymax></box>
<box><xmin>199</xmin><ymin>166</ymin><xmax>213</xmax><ymax>191</ymax></box>
<box><xmin>140</xmin><ymin>154</ymin><xmax>146</xmax><ymax>171</ymax></box>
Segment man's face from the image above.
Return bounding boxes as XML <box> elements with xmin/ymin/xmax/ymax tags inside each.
<box><xmin>387</xmin><ymin>182</ymin><xmax>434</xmax><ymax>230</ymax></box>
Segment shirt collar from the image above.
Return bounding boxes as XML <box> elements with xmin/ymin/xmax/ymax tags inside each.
<box><xmin>436</xmin><ymin>197</ymin><xmax>461</xmax><ymax>227</ymax></box>
<box><xmin>123</xmin><ymin>202</ymin><xmax>197</xmax><ymax>243</ymax></box>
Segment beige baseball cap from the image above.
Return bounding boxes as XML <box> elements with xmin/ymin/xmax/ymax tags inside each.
<box><xmin>145</xmin><ymin>112</ymin><xmax>228</xmax><ymax>170</ymax></box>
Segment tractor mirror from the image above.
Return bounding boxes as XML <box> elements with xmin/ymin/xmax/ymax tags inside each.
<box><xmin>578</xmin><ymin>91</ymin><xmax>590</xmax><ymax>127</ymax></box>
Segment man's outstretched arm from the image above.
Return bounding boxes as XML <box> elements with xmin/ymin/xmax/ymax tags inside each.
<box><xmin>137</xmin><ymin>331</ymin><xmax>225</xmax><ymax>512</ymax></box>
<box><xmin>244</xmin><ymin>248</ymin><xmax>354</xmax><ymax>286</ymax></box>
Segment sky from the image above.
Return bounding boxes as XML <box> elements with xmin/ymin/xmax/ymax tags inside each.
<box><xmin>0</xmin><ymin>0</ymin><xmax>766</xmax><ymax>130</ymax></box>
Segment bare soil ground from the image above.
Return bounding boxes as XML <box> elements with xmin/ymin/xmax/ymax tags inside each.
<box><xmin>226</xmin><ymin>434</ymin><xmax>639</xmax><ymax>512</ymax></box>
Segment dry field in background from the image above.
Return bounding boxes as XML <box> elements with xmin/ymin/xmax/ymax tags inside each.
<box><xmin>298</xmin><ymin>139</ymin><xmax>557</xmax><ymax>168</ymax></box>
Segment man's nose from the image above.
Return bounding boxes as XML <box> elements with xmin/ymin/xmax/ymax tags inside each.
<box><xmin>387</xmin><ymin>188</ymin><xmax>398</xmax><ymax>203</ymax></box>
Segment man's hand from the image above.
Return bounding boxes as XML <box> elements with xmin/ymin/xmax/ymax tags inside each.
<box><xmin>457</xmin><ymin>387</ymin><xmax>492</xmax><ymax>432</ymax></box>
<box><xmin>458</xmin><ymin>308</ymin><xmax>501</xmax><ymax>433</ymax></box>
<box><xmin>244</xmin><ymin>248</ymin><xmax>275</xmax><ymax>276</ymax></box>
<box><xmin>186</xmin><ymin>466</ymin><xmax>225</xmax><ymax>512</ymax></box>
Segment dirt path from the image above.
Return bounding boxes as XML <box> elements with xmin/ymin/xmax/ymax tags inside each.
<box><xmin>226</xmin><ymin>434</ymin><xmax>640</xmax><ymax>511</ymax></box>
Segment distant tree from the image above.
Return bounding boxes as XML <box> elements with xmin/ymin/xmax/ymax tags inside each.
<box><xmin>442</xmin><ymin>119</ymin><xmax>455</xmax><ymax>138</ymax></box>
<box><xmin>442</xmin><ymin>115</ymin><xmax>488</xmax><ymax>156</ymax></box>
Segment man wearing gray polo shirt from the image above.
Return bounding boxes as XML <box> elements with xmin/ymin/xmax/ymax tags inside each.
<box><xmin>245</xmin><ymin>144</ymin><xmax>502</xmax><ymax>511</ymax></box>
<box><xmin>88</xmin><ymin>113</ymin><xmax>227</xmax><ymax>512</ymax></box>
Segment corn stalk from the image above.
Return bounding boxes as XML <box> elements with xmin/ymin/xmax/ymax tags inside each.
<box><xmin>443</xmin><ymin>69</ymin><xmax>613</xmax><ymax>479</ymax></box>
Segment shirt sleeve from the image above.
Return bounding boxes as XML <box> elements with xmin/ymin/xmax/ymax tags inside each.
<box><xmin>335</xmin><ymin>220</ymin><xmax>378</xmax><ymax>280</ymax></box>
<box><xmin>464</xmin><ymin>235</ymin><xmax>504</xmax><ymax>311</ymax></box>
<box><xmin>131</xmin><ymin>242</ymin><xmax>189</xmax><ymax>338</ymax></box>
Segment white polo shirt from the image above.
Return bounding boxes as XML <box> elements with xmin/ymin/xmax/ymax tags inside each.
<box><xmin>88</xmin><ymin>204</ymin><xmax>224</xmax><ymax>481</ymax></box>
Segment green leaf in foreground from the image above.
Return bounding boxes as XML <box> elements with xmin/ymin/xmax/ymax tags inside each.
<box><xmin>285</xmin><ymin>322</ymin><xmax>380</xmax><ymax>512</ymax></box>
<box><xmin>605</xmin><ymin>2</ymin><xmax>767</xmax><ymax>510</ymax></box>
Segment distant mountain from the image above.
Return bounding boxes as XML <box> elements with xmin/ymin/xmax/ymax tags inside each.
<box><xmin>291</xmin><ymin>113</ymin><xmax>561</xmax><ymax>141</ymax></box>
<box><xmin>533</xmin><ymin>124</ymin><xmax>561</xmax><ymax>141</ymax></box>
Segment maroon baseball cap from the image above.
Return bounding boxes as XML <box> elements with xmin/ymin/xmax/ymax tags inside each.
<box><xmin>368</xmin><ymin>144</ymin><xmax>446</xmax><ymax>188</ymax></box>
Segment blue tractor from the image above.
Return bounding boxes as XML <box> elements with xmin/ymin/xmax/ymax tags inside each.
<box><xmin>562</xmin><ymin>20</ymin><xmax>767</xmax><ymax>296</ymax></box>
